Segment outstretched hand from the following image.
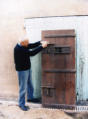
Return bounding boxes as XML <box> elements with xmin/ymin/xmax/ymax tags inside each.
<box><xmin>41</xmin><ymin>41</ymin><xmax>49</xmax><ymax>48</ymax></box>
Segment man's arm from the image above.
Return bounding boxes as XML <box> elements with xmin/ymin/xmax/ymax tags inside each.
<box><xmin>29</xmin><ymin>45</ymin><xmax>43</xmax><ymax>56</ymax></box>
<box><xmin>28</xmin><ymin>41</ymin><xmax>41</xmax><ymax>49</ymax></box>
<box><xmin>27</xmin><ymin>41</ymin><xmax>48</xmax><ymax>56</ymax></box>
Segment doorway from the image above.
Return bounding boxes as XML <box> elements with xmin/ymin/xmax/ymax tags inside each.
<box><xmin>41</xmin><ymin>29</ymin><xmax>76</xmax><ymax>106</ymax></box>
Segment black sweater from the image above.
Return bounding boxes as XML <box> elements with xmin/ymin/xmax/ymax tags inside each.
<box><xmin>14</xmin><ymin>41</ymin><xmax>43</xmax><ymax>71</ymax></box>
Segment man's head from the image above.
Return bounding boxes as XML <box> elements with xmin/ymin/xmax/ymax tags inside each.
<box><xmin>19</xmin><ymin>36</ymin><xmax>29</xmax><ymax>47</ymax></box>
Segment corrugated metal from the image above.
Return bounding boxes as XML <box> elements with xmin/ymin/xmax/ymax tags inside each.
<box><xmin>25</xmin><ymin>16</ymin><xmax>88</xmax><ymax>101</ymax></box>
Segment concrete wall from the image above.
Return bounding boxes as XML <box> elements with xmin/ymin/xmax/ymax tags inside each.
<box><xmin>0</xmin><ymin>0</ymin><xmax>88</xmax><ymax>98</ymax></box>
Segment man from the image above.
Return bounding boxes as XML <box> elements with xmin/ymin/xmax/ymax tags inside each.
<box><xmin>14</xmin><ymin>36</ymin><xmax>48</xmax><ymax>111</ymax></box>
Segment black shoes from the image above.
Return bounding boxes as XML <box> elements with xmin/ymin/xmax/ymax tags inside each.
<box><xmin>19</xmin><ymin>105</ymin><xmax>30</xmax><ymax>111</ymax></box>
<box><xmin>27</xmin><ymin>98</ymin><xmax>41</xmax><ymax>103</ymax></box>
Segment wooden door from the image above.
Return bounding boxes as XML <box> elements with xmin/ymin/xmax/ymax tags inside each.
<box><xmin>41</xmin><ymin>30</ymin><xmax>76</xmax><ymax>107</ymax></box>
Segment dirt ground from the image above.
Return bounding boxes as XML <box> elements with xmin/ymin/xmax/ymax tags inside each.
<box><xmin>0</xmin><ymin>101</ymin><xmax>88</xmax><ymax>119</ymax></box>
<box><xmin>0</xmin><ymin>101</ymin><xmax>74</xmax><ymax>119</ymax></box>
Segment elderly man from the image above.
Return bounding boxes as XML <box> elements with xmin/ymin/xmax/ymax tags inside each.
<box><xmin>14</xmin><ymin>36</ymin><xmax>48</xmax><ymax>111</ymax></box>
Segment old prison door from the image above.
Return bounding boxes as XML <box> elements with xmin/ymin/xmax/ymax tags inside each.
<box><xmin>41</xmin><ymin>30</ymin><xmax>76</xmax><ymax>107</ymax></box>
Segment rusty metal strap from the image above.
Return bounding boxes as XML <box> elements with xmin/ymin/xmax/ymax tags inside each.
<box><xmin>42</xmin><ymin>46</ymin><xmax>71</xmax><ymax>54</ymax></box>
<box><xmin>41</xmin><ymin>85</ymin><xmax>55</xmax><ymax>88</ymax></box>
<box><xmin>44</xmin><ymin>69</ymin><xmax>76</xmax><ymax>73</ymax></box>
<box><xmin>44</xmin><ymin>34</ymin><xmax>76</xmax><ymax>38</ymax></box>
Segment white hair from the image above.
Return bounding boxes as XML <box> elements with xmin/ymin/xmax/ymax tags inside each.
<box><xmin>19</xmin><ymin>35</ymin><xmax>29</xmax><ymax>43</ymax></box>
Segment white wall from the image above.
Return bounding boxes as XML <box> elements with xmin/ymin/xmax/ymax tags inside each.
<box><xmin>25</xmin><ymin>16</ymin><xmax>88</xmax><ymax>101</ymax></box>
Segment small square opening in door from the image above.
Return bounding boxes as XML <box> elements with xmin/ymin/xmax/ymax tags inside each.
<box><xmin>43</xmin><ymin>88</ymin><xmax>55</xmax><ymax>97</ymax></box>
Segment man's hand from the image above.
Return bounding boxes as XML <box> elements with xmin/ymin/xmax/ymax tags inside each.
<box><xmin>41</xmin><ymin>41</ymin><xmax>49</xmax><ymax>48</ymax></box>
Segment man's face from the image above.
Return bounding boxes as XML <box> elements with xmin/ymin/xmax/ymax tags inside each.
<box><xmin>21</xmin><ymin>39</ymin><xmax>29</xmax><ymax>47</ymax></box>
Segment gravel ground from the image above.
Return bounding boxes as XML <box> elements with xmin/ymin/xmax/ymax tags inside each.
<box><xmin>0</xmin><ymin>104</ymin><xmax>73</xmax><ymax>119</ymax></box>
<box><xmin>0</xmin><ymin>100</ymin><xmax>88</xmax><ymax>119</ymax></box>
